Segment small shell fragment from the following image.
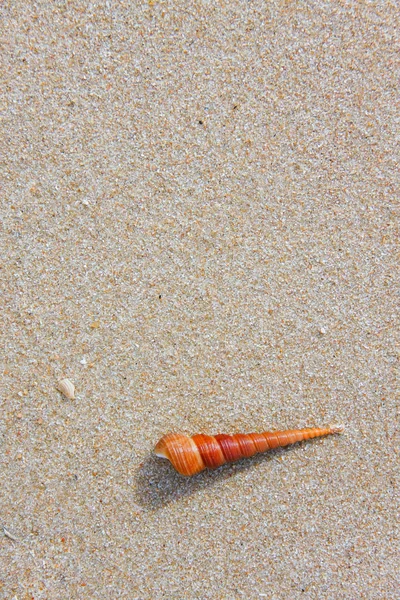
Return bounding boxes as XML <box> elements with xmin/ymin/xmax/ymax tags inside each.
<box><xmin>57</xmin><ymin>378</ymin><xmax>75</xmax><ymax>399</ymax></box>
<box><xmin>3</xmin><ymin>526</ymin><xmax>18</xmax><ymax>541</ymax></box>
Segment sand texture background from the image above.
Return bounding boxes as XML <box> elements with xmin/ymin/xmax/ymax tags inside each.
<box><xmin>1</xmin><ymin>1</ymin><xmax>399</xmax><ymax>598</ymax></box>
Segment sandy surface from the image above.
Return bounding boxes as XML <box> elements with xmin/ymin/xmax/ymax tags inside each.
<box><xmin>1</xmin><ymin>1</ymin><xmax>399</xmax><ymax>598</ymax></box>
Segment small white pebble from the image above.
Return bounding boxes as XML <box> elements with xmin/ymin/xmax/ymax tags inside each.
<box><xmin>80</xmin><ymin>357</ymin><xmax>87</xmax><ymax>365</ymax></box>
<box><xmin>319</xmin><ymin>327</ymin><xmax>327</xmax><ymax>335</ymax></box>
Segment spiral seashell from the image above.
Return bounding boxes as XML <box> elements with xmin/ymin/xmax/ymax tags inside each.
<box><xmin>56</xmin><ymin>378</ymin><xmax>75</xmax><ymax>400</ymax></box>
<box><xmin>154</xmin><ymin>425</ymin><xmax>343</xmax><ymax>476</ymax></box>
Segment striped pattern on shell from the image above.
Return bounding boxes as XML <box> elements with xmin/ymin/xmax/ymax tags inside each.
<box><xmin>154</xmin><ymin>425</ymin><xmax>343</xmax><ymax>476</ymax></box>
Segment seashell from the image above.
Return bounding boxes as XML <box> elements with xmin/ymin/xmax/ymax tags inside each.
<box><xmin>154</xmin><ymin>425</ymin><xmax>344</xmax><ymax>476</ymax></box>
<box><xmin>57</xmin><ymin>378</ymin><xmax>75</xmax><ymax>400</ymax></box>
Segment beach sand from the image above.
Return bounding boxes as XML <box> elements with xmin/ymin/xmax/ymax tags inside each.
<box><xmin>1</xmin><ymin>1</ymin><xmax>398</xmax><ymax>598</ymax></box>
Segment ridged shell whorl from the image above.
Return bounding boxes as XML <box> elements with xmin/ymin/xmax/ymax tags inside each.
<box><xmin>154</xmin><ymin>433</ymin><xmax>205</xmax><ymax>476</ymax></box>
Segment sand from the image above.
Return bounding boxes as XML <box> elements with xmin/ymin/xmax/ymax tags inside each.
<box><xmin>1</xmin><ymin>1</ymin><xmax>399</xmax><ymax>598</ymax></box>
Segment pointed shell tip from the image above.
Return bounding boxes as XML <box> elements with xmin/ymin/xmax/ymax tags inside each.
<box><xmin>330</xmin><ymin>424</ymin><xmax>344</xmax><ymax>434</ymax></box>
